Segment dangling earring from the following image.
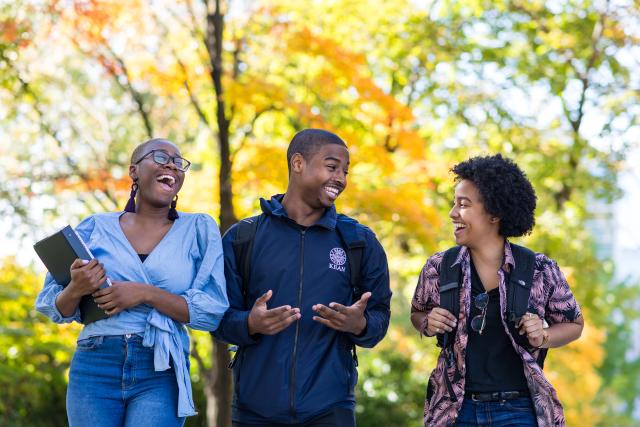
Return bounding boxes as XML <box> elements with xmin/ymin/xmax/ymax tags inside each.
<box><xmin>168</xmin><ymin>195</ymin><xmax>179</xmax><ymax>220</ymax></box>
<box><xmin>124</xmin><ymin>181</ymin><xmax>138</xmax><ymax>213</ymax></box>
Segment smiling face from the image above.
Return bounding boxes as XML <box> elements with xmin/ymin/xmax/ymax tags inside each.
<box><xmin>129</xmin><ymin>140</ymin><xmax>185</xmax><ymax>210</ymax></box>
<box><xmin>449</xmin><ymin>179</ymin><xmax>501</xmax><ymax>248</ymax></box>
<box><xmin>292</xmin><ymin>143</ymin><xmax>350</xmax><ymax>210</ymax></box>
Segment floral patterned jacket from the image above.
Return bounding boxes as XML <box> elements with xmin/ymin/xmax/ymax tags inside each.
<box><xmin>411</xmin><ymin>242</ymin><xmax>582</xmax><ymax>427</ymax></box>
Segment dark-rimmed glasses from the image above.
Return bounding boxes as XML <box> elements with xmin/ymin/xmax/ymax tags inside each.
<box><xmin>470</xmin><ymin>292</ymin><xmax>489</xmax><ymax>335</ymax></box>
<box><xmin>135</xmin><ymin>150</ymin><xmax>191</xmax><ymax>172</ymax></box>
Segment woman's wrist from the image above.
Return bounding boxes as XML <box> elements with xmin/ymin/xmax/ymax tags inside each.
<box><xmin>537</xmin><ymin>329</ymin><xmax>550</xmax><ymax>348</ymax></box>
<box><xmin>55</xmin><ymin>287</ymin><xmax>82</xmax><ymax>317</ymax></box>
<box><xmin>421</xmin><ymin>315</ymin><xmax>435</xmax><ymax>337</ymax></box>
<box><xmin>139</xmin><ymin>283</ymin><xmax>156</xmax><ymax>306</ymax></box>
<box><xmin>64</xmin><ymin>281</ymin><xmax>87</xmax><ymax>300</ymax></box>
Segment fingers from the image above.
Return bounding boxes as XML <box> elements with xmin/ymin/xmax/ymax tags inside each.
<box><xmin>312</xmin><ymin>315</ymin><xmax>336</xmax><ymax>329</ymax></box>
<box><xmin>263</xmin><ymin>305</ymin><xmax>299</xmax><ymax>320</ymax></box>
<box><xmin>92</xmin><ymin>272</ymin><xmax>107</xmax><ymax>292</ymax></box>
<box><xmin>518</xmin><ymin>313</ymin><xmax>543</xmax><ymax>336</ymax></box>
<box><xmin>328</xmin><ymin>302</ymin><xmax>348</xmax><ymax>313</ymax></box>
<box><xmin>92</xmin><ymin>280</ymin><xmax>122</xmax><ymax>298</ymax></box>
<box><xmin>97</xmin><ymin>300</ymin><xmax>116</xmax><ymax>311</ymax></box>
<box><xmin>265</xmin><ymin>310</ymin><xmax>300</xmax><ymax>334</ymax></box>
<box><xmin>257</xmin><ymin>308</ymin><xmax>301</xmax><ymax>335</ymax></box>
<box><xmin>428</xmin><ymin>307</ymin><xmax>457</xmax><ymax>333</ymax></box>
<box><xmin>313</xmin><ymin>304</ymin><xmax>343</xmax><ymax>321</ymax></box>
<box><xmin>432</xmin><ymin>307</ymin><xmax>457</xmax><ymax>323</ymax></box>
<box><xmin>355</xmin><ymin>292</ymin><xmax>371</xmax><ymax>306</ymax></box>
<box><xmin>69</xmin><ymin>259</ymin><xmax>106</xmax><ymax>296</ymax></box>
<box><xmin>312</xmin><ymin>303</ymin><xmax>366</xmax><ymax>334</ymax></box>
<box><xmin>253</xmin><ymin>290</ymin><xmax>273</xmax><ymax>307</ymax></box>
<box><xmin>248</xmin><ymin>297</ymin><xmax>300</xmax><ymax>335</ymax></box>
<box><xmin>70</xmin><ymin>258</ymin><xmax>92</xmax><ymax>270</ymax></box>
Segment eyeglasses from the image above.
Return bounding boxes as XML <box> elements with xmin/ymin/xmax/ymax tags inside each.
<box><xmin>470</xmin><ymin>292</ymin><xmax>489</xmax><ymax>335</ymax></box>
<box><xmin>135</xmin><ymin>150</ymin><xmax>191</xmax><ymax>172</ymax></box>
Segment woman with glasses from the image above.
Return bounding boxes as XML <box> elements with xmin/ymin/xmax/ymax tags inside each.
<box><xmin>410</xmin><ymin>154</ymin><xmax>583</xmax><ymax>426</ymax></box>
<box><xmin>36</xmin><ymin>138</ymin><xmax>229</xmax><ymax>426</ymax></box>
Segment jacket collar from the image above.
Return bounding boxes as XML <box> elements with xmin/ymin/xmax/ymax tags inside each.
<box><xmin>260</xmin><ymin>194</ymin><xmax>337</xmax><ymax>230</ymax></box>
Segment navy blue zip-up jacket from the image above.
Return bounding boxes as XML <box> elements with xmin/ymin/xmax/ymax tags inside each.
<box><xmin>213</xmin><ymin>195</ymin><xmax>391</xmax><ymax>424</ymax></box>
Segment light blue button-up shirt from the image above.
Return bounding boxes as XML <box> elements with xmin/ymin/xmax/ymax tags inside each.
<box><xmin>35</xmin><ymin>212</ymin><xmax>229</xmax><ymax>417</ymax></box>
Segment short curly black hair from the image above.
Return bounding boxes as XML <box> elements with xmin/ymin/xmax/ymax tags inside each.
<box><xmin>451</xmin><ymin>154</ymin><xmax>537</xmax><ymax>238</ymax></box>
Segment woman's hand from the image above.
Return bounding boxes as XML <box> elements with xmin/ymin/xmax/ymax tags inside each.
<box><xmin>67</xmin><ymin>259</ymin><xmax>107</xmax><ymax>298</ymax></box>
<box><xmin>92</xmin><ymin>281</ymin><xmax>150</xmax><ymax>316</ymax></box>
<box><xmin>425</xmin><ymin>307</ymin><xmax>457</xmax><ymax>336</ymax></box>
<box><xmin>518</xmin><ymin>312</ymin><xmax>546</xmax><ymax>348</ymax></box>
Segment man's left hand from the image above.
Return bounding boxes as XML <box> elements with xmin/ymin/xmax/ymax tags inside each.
<box><xmin>312</xmin><ymin>292</ymin><xmax>371</xmax><ymax>335</ymax></box>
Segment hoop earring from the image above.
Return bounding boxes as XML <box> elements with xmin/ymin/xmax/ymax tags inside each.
<box><xmin>168</xmin><ymin>195</ymin><xmax>179</xmax><ymax>220</ymax></box>
<box><xmin>124</xmin><ymin>182</ymin><xmax>138</xmax><ymax>213</ymax></box>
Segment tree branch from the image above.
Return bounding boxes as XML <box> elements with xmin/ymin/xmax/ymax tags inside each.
<box><xmin>4</xmin><ymin>53</ymin><xmax>119</xmax><ymax>211</ymax></box>
<box><xmin>103</xmin><ymin>44</ymin><xmax>154</xmax><ymax>138</ymax></box>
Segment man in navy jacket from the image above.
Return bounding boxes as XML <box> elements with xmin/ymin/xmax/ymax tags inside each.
<box><xmin>213</xmin><ymin>129</ymin><xmax>392</xmax><ymax>426</ymax></box>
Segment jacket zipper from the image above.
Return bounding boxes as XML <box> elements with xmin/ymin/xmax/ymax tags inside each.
<box><xmin>289</xmin><ymin>229</ymin><xmax>305</xmax><ymax>418</ymax></box>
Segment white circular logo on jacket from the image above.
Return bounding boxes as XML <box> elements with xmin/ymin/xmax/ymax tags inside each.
<box><xmin>329</xmin><ymin>248</ymin><xmax>347</xmax><ymax>266</ymax></box>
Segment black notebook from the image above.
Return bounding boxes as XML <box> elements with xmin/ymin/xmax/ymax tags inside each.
<box><xmin>33</xmin><ymin>225</ymin><xmax>111</xmax><ymax>325</ymax></box>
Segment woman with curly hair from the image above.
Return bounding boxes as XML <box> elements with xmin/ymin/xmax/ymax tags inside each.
<box><xmin>411</xmin><ymin>154</ymin><xmax>583</xmax><ymax>426</ymax></box>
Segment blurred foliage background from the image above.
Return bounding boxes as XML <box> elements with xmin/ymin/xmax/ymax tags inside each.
<box><xmin>1</xmin><ymin>0</ymin><xmax>639</xmax><ymax>426</ymax></box>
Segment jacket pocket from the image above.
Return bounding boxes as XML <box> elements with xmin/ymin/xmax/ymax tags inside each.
<box><xmin>345</xmin><ymin>357</ymin><xmax>358</xmax><ymax>395</ymax></box>
<box><xmin>342</xmin><ymin>341</ymin><xmax>358</xmax><ymax>395</ymax></box>
<box><xmin>230</xmin><ymin>347</ymin><xmax>244</xmax><ymax>403</ymax></box>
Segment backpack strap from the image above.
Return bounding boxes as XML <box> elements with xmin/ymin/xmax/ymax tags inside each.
<box><xmin>228</xmin><ymin>214</ymin><xmax>263</xmax><ymax>307</ymax></box>
<box><xmin>335</xmin><ymin>214</ymin><xmax>366</xmax><ymax>367</ymax></box>
<box><xmin>335</xmin><ymin>214</ymin><xmax>366</xmax><ymax>301</ymax></box>
<box><xmin>506</xmin><ymin>243</ymin><xmax>548</xmax><ymax>368</ymax></box>
<box><xmin>506</xmin><ymin>243</ymin><xmax>536</xmax><ymax>324</ymax></box>
<box><xmin>437</xmin><ymin>246</ymin><xmax>462</xmax><ymax>350</ymax></box>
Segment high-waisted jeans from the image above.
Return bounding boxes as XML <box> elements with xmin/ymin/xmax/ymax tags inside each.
<box><xmin>456</xmin><ymin>397</ymin><xmax>538</xmax><ymax>426</ymax></box>
<box><xmin>66</xmin><ymin>334</ymin><xmax>185</xmax><ymax>427</ymax></box>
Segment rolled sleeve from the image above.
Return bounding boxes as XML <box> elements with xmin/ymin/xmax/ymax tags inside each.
<box><xmin>34</xmin><ymin>216</ymin><xmax>96</xmax><ymax>325</ymax></box>
<box><xmin>35</xmin><ymin>273</ymin><xmax>81</xmax><ymax>324</ymax></box>
<box><xmin>183</xmin><ymin>287</ymin><xmax>228</xmax><ymax>331</ymax></box>
<box><xmin>543</xmin><ymin>258</ymin><xmax>582</xmax><ymax>325</ymax></box>
<box><xmin>411</xmin><ymin>252</ymin><xmax>443</xmax><ymax>314</ymax></box>
<box><xmin>184</xmin><ymin>214</ymin><xmax>229</xmax><ymax>331</ymax></box>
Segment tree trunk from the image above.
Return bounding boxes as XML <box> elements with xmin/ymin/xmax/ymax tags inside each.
<box><xmin>203</xmin><ymin>1</ymin><xmax>236</xmax><ymax>426</ymax></box>
<box><xmin>212</xmin><ymin>342</ymin><xmax>232</xmax><ymax>427</ymax></box>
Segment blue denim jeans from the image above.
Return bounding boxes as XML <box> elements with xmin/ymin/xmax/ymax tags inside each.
<box><xmin>66</xmin><ymin>334</ymin><xmax>185</xmax><ymax>427</ymax></box>
<box><xmin>456</xmin><ymin>397</ymin><xmax>537</xmax><ymax>426</ymax></box>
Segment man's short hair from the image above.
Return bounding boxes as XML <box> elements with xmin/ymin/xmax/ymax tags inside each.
<box><xmin>286</xmin><ymin>129</ymin><xmax>347</xmax><ymax>172</ymax></box>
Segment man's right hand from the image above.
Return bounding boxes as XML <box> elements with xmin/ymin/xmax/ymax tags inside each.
<box><xmin>67</xmin><ymin>259</ymin><xmax>107</xmax><ymax>298</ymax></box>
<box><xmin>247</xmin><ymin>290</ymin><xmax>301</xmax><ymax>335</ymax></box>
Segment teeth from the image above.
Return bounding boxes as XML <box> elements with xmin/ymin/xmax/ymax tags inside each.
<box><xmin>454</xmin><ymin>223</ymin><xmax>466</xmax><ymax>229</ymax></box>
<box><xmin>325</xmin><ymin>186</ymin><xmax>340</xmax><ymax>197</ymax></box>
<box><xmin>156</xmin><ymin>174</ymin><xmax>175</xmax><ymax>185</ymax></box>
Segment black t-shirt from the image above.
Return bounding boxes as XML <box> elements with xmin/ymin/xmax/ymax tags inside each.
<box><xmin>464</xmin><ymin>260</ymin><xmax>528</xmax><ymax>393</ymax></box>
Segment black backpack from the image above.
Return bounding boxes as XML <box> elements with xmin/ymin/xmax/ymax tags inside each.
<box><xmin>226</xmin><ymin>212</ymin><xmax>366</xmax><ymax>364</ymax></box>
<box><xmin>437</xmin><ymin>243</ymin><xmax>548</xmax><ymax>368</ymax></box>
